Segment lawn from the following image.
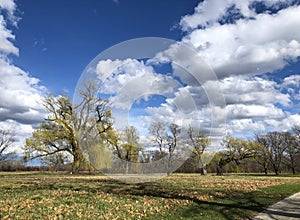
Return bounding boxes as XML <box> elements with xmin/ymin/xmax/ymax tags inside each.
<box><xmin>0</xmin><ymin>172</ymin><xmax>300</xmax><ymax>219</ymax></box>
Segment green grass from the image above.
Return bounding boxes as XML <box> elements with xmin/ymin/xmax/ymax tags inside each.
<box><xmin>0</xmin><ymin>172</ymin><xmax>299</xmax><ymax>219</ymax></box>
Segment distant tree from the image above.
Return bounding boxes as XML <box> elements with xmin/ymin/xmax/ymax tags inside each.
<box><xmin>166</xmin><ymin>123</ymin><xmax>181</xmax><ymax>175</ymax></box>
<box><xmin>104</xmin><ymin>125</ymin><xmax>142</xmax><ymax>174</ymax></box>
<box><xmin>187</xmin><ymin>126</ymin><xmax>211</xmax><ymax>175</ymax></box>
<box><xmin>284</xmin><ymin>129</ymin><xmax>299</xmax><ymax>174</ymax></box>
<box><xmin>252</xmin><ymin>137</ymin><xmax>270</xmax><ymax>175</ymax></box>
<box><xmin>149</xmin><ymin>121</ymin><xmax>167</xmax><ymax>160</ymax></box>
<box><xmin>148</xmin><ymin>122</ymin><xmax>181</xmax><ymax>175</ymax></box>
<box><xmin>0</xmin><ymin>159</ymin><xmax>24</xmax><ymax>171</ymax></box>
<box><xmin>256</xmin><ymin>132</ymin><xmax>288</xmax><ymax>175</ymax></box>
<box><xmin>0</xmin><ymin>129</ymin><xmax>16</xmax><ymax>161</ymax></box>
<box><xmin>120</xmin><ymin>126</ymin><xmax>142</xmax><ymax>173</ymax></box>
<box><xmin>40</xmin><ymin>152</ymin><xmax>70</xmax><ymax>172</ymax></box>
<box><xmin>217</xmin><ymin>136</ymin><xmax>255</xmax><ymax>175</ymax></box>
<box><xmin>25</xmin><ymin>83</ymin><xmax>113</xmax><ymax>173</ymax></box>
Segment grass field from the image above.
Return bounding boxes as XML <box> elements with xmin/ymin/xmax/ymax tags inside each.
<box><xmin>0</xmin><ymin>172</ymin><xmax>300</xmax><ymax>219</ymax></box>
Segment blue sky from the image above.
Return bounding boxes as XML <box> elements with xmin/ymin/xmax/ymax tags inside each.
<box><xmin>1</xmin><ymin>0</ymin><xmax>300</xmax><ymax>154</ymax></box>
<box><xmin>13</xmin><ymin>0</ymin><xmax>199</xmax><ymax>94</ymax></box>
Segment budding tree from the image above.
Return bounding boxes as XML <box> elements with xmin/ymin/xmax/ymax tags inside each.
<box><xmin>217</xmin><ymin>136</ymin><xmax>256</xmax><ymax>175</ymax></box>
<box><xmin>25</xmin><ymin>83</ymin><xmax>113</xmax><ymax>173</ymax></box>
<box><xmin>187</xmin><ymin>126</ymin><xmax>211</xmax><ymax>175</ymax></box>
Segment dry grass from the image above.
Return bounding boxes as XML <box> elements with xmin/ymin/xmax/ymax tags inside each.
<box><xmin>0</xmin><ymin>173</ymin><xmax>299</xmax><ymax>219</ymax></box>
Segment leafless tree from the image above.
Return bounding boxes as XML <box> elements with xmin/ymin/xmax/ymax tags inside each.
<box><xmin>166</xmin><ymin>123</ymin><xmax>181</xmax><ymax>175</ymax></box>
<box><xmin>284</xmin><ymin>128</ymin><xmax>300</xmax><ymax>174</ymax></box>
<box><xmin>0</xmin><ymin>129</ymin><xmax>16</xmax><ymax>161</ymax></box>
<box><xmin>149</xmin><ymin>122</ymin><xmax>181</xmax><ymax>175</ymax></box>
<box><xmin>187</xmin><ymin>126</ymin><xmax>211</xmax><ymax>175</ymax></box>
<box><xmin>256</xmin><ymin>132</ymin><xmax>288</xmax><ymax>175</ymax></box>
<box><xmin>149</xmin><ymin>121</ymin><xmax>167</xmax><ymax>160</ymax></box>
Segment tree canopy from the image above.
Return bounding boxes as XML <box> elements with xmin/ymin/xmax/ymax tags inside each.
<box><xmin>25</xmin><ymin>83</ymin><xmax>113</xmax><ymax>173</ymax></box>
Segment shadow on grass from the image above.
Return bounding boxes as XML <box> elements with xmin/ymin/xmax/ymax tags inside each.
<box><xmin>6</xmin><ymin>175</ymin><xmax>300</xmax><ymax>220</ymax></box>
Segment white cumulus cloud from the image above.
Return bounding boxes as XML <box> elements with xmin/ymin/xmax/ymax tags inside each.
<box><xmin>0</xmin><ymin>0</ymin><xmax>47</xmax><ymax>154</ymax></box>
<box><xmin>96</xmin><ymin>59</ymin><xmax>178</xmax><ymax>110</ymax></box>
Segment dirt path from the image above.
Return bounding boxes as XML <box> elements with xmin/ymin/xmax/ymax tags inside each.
<box><xmin>254</xmin><ymin>192</ymin><xmax>300</xmax><ymax>220</ymax></box>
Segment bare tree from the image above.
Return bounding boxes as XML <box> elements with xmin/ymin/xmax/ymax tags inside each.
<box><xmin>149</xmin><ymin>121</ymin><xmax>167</xmax><ymax>160</ymax></box>
<box><xmin>0</xmin><ymin>129</ymin><xmax>16</xmax><ymax>161</ymax></box>
<box><xmin>149</xmin><ymin>122</ymin><xmax>181</xmax><ymax>175</ymax></box>
<box><xmin>187</xmin><ymin>126</ymin><xmax>211</xmax><ymax>175</ymax></box>
<box><xmin>166</xmin><ymin>123</ymin><xmax>181</xmax><ymax>175</ymax></box>
<box><xmin>252</xmin><ymin>137</ymin><xmax>270</xmax><ymax>175</ymax></box>
<box><xmin>41</xmin><ymin>152</ymin><xmax>70</xmax><ymax>172</ymax></box>
<box><xmin>284</xmin><ymin>130</ymin><xmax>299</xmax><ymax>174</ymax></box>
<box><xmin>256</xmin><ymin>132</ymin><xmax>288</xmax><ymax>175</ymax></box>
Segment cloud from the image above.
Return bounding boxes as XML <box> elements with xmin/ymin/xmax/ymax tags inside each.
<box><xmin>151</xmin><ymin>4</ymin><xmax>300</xmax><ymax>88</ymax></box>
<box><xmin>218</xmin><ymin>75</ymin><xmax>290</xmax><ymax>106</ymax></box>
<box><xmin>138</xmin><ymin>1</ymin><xmax>300</xmax><ymax>139</ymax></box>
<box><xmin>148</xmin><ymin>42</ymin><xmax>218</xmax><ymax>85</ymax></box>
<box><xmin>96</xmin><ymin>59</ymin><xmax>178</xmax><ymax>110</ymax></box>
<box><xmin>0</xmin><ymin>0</ymin><xmax>46</xmax><ymax>153</ymax></box>
<box><xmin>0</xmin><ymin>15</ymin><xmax>18</xmax><ymax>55</ymax></box>
<box><xmin>180</xmin><ymin>0</ymin><xmax>251</xmax><ymax>31</ymax></box>
<box><xmin>181</xmin><ymin>5</ymin><xmax>300</xmax><ymax>78</ymax></box>
<box><xmin>180</xmin><ymin>0</ymin><xmax>297</xmax><ymax>31</ymax></box>
<box><xmin>0</xmin><ymin>28</ymin><xmax>46</xmax><ymax>125</ymax></box>
<box><xmin>0</xmin><ymin>0</ymin><xmax>17</xmax><ymax>24</ymax></box>
<box><xmin>228</xmin><ymin>119</ymin><xmax>266</xmax><ymax>134</ymax></box>
<box><xmin>139</xmin><ymin>71</ymin><xmax>300</xmax><ymax>140</ymax></box>
<box><xmin>93</xmin><ymin>2</ymin><xmax>300</xmax><ymax>143</ymax></box>
<box><xmin>226</xmin><ymin>104</ymin><xmax>286</xmax><ymax>119</ymax></box>
<box><xmin>264</xmin><ymin>113</ymin><xmax>300</xmax><ymax>132</ymax></box>
<box><xmin>0</xmin><ymin>0</ymin><xmax>18</xmax><ymax>55</ymax></box>
<box><xmin>0</xmin><ymin>0</ymin><xmax>16</xmax><ymax>13</ymax></box>
<box><xmin>281</xmin><ymin>74</ymin><xmax>300</xmax><ymax>88</ymax></box>
<box><xmin>162</xmin><ymin>74</ymin><xmax>291</xmax><ymax>111</ymax></box>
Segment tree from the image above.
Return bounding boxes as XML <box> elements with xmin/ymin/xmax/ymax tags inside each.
<box><xmin>187</xmin><ymin>126</ymin><xmax>211</xmax><ymax>175</ymax></box>
<box><xmin>252</xmin><ymin>137</ymin><xmax>270</xmax><ymax>175</ymax></box>
<box><xmin>103</xmin><ymin>125</ymin><xmax>142</xmax><ymax>174</ymax></box>
<box><xmin>119</xmin><ymin>126</ymin><xmax>142</xmax><ymax>174</ymax></box>
<box><xmin>40</xmin><ymin>152</ymin><xmax>70</xmax><ymax>172</ymax></box>
<box><xmin>25</xmin><ymin>83</ymin><xmax>113</xmax><ymax>173</ymax></box>
<box><xmin>148</xmin><ymin>122</ymin><xmax>181</xmax><ymax>175</ymax></box>
<box><xmin>217</xmin><ymin>136</ymin><xmax>255</xmax><ymax>175</ymax></box>
<box><xmin>283</xmin><ymin>130</ymin><xmax>299</xmax><ymax>174</ymax></box>
<box><xmin>256</xmin><ymin>132</ymin><xmax>288</xmax><ymax>175</ymax></box>
<box><xmin>0</xmin><ymin>129</ymin><xmax>16</xmax><ymax>161</ymax></box>
<box><xmin>166</xmin><ymin>123</ymin><xmax>181</xmax><ymax>175</ymax></box>
<box><xmin>149</xmin><ymin>121</ymin><xmax>167</xmax><ymax>160</ymax></box>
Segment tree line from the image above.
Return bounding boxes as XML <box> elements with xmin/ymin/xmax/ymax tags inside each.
<box><xmin>1</xmin><ymin>83</ymin><xmax>299</xmax><ymax>175</ymax></box>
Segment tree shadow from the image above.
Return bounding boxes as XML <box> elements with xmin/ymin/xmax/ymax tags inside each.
<box><xmin>57</xmin><ymin>178</ymin><xmax>272</xmax><ymax>219</ymax></box>
<box><xmin>10</xmin><ymin>176</ymin><xmax>296</xmax><ymax>220</ymax></box>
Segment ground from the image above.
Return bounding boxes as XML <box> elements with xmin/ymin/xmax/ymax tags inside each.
<box><xmin>0</xmin><ymin>172</ymin><xmax>300</xmax><ymax>219</ymax></box>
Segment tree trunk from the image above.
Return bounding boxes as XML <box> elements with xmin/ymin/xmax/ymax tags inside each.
<box><xmin>166</xmin><ymin>154</ymin><xmax>172</xmax><ymax>175</ymax></box>
<box><xmin>217</xmin><ymin>165</ymin><xmax>223</xmax><ymax>175</ymax></box>
<box><xmin>125</xmin><ymin>161</ymin><xmax>129</xmax><ymax>174</ymax></box>
<box><xmin>72</xmin><ymin>154</ymin><xmax>80</xmax><ymax>174</ymax></box>
<box><xmin>264</xmin><ymin>167</ymin><xmax>268</xmax><ymax>175</ymax></box>
<box><xmin>72</xmin><ymin>147</ymin><xmax>85</xmax><ymax>174</ymax></box>
<box><xmin>201</xmin><ymin>167</ymin><xmax>207</xmax><ymax>175</ymax></box>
